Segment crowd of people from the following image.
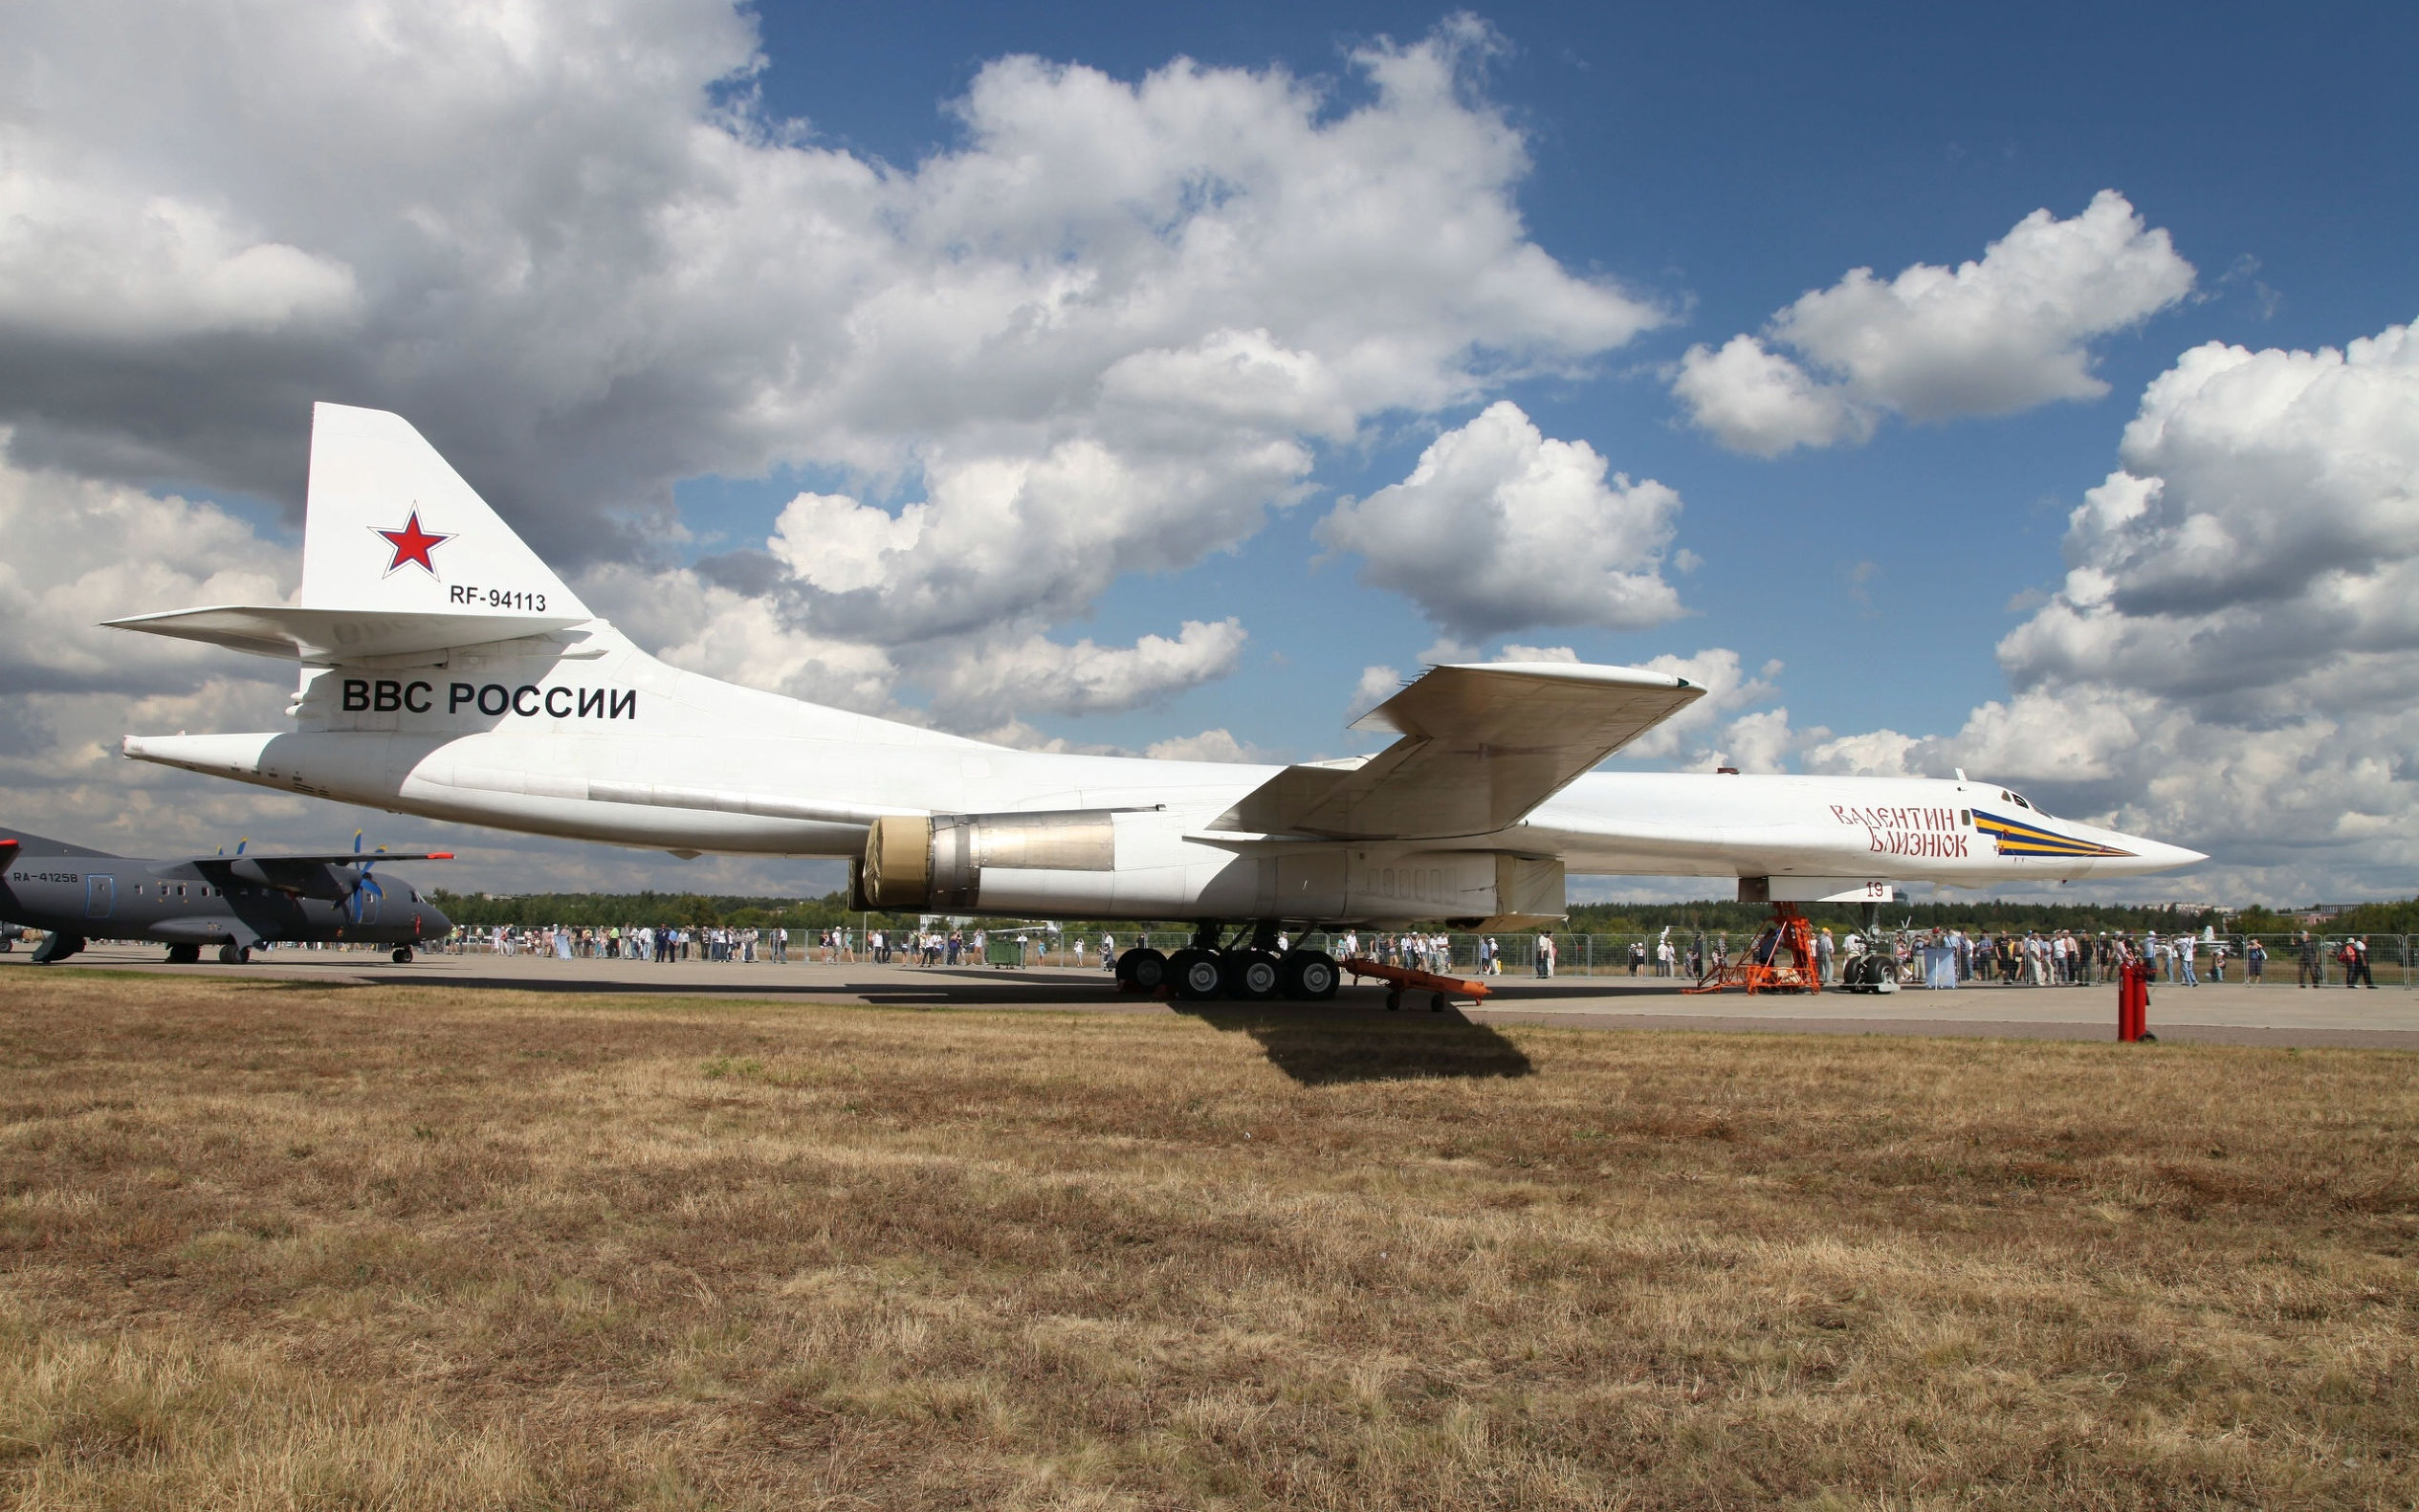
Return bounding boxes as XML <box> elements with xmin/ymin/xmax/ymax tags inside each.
<box><xmin>462</xmin><ymin>923</ymin><xmax>794</xmax><ymax>961</ymax></box>
<box><xmin>1790</xmin><ymin>924</ymin><xmax>2386</xmax><ymax>988</ymax></box>
<box><xmin>421</xmin><ymin>920</ymin><xmax>2390</xmax><ymax>989</ymax></box>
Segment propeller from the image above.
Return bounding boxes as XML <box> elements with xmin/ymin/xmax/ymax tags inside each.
<box><xmin>343</xmin><ymin>829</ymin><xmax>390</xmax><ymax>922</ymax></box>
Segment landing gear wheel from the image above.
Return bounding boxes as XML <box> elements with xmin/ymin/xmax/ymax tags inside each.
<box><xmin>392</xmin><ymin>946</ymin><xmax>413</xmax><ymax>964</ymax></box>
<box><xmin>1228</xmin><ymin>949</ymin><xmax>1282</xmax><ymax>1001</ymax></box>
<box><xmin>1385</xmin><ymin>990</ymin><xmax>1402</xmax><ymax>1012</ymax></box>
<box><xmin>216</xmin><ymin>943</ymin><xmax>250</xmax><ymax>964</ymax></box>
<box><xmin>1430</xmin><ymin>992</ymin><xmax>1448</xmax><ymax>1013</ymax></box>
<box><xmin>166</xmin><ymin>943</ymin><xmax>201</xmax><ymax>964</ymax></box>
<box><xmin>1115</xmin><ymin>947</ymin><xmax>1169</xmax><ymax>993</ymax></box>
<box><xmin>1841</xmin><ymin>953</ymin><xmax>1897</xmax><ymax>994</ymax></box>
<box><xmin>1169</xmin><ymin>948</ymin><xmax>1224</xmax><ymax>1001</ymax></box>
<box><xmin>1280</xmin><ymin>950</ymin><xmax>1340</xmax><ymax>1000</ymax></box>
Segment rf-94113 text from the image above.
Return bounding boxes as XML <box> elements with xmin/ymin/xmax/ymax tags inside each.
<box><xmin>447</xmin><ymin>585</ymin><xmax>546</xmax><ymax>611</ymax></box>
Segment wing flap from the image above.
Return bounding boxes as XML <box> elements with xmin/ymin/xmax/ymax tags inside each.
<box><xmin>1217</xmin><ymin>662</ymin><xmax>1702</xmax><ymax>840</ymax></box>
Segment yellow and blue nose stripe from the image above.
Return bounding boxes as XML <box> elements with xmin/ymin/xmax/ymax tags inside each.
<box><xmin>1972</xmin><ymin>809</ymin><xmax>2136</xmax><ymax>858</ymax></box>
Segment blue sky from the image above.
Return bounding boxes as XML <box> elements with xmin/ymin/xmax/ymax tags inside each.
<box><xmin>1</xmin><ymin>0</ymin><xmax>2414</xmax><ymax>902</ymax></box>
<box><xmin>709</xmin><ymin>0</ymin><xmax>2416</xmax><ymax>752</ymax></box>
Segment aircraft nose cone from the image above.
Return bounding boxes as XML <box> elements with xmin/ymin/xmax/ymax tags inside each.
<box><xmin>2124</xmin><ymin>837</ymin><xmax>2206</xmax><ymax>870</ymax></box>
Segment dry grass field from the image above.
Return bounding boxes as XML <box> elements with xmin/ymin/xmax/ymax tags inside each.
<box><xmin>1</xmin><ymin>972</ymin><xmax>2413</xmax><ymax>1510</ymax></box>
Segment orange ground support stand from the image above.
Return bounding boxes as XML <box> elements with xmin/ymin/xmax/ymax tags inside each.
<box><xmin>1342</xmin><ymin>956</ymin><xmax>1493</xmax><ymax>1012</ymax></box>
<box><xmin>1683</xmin><ymin>905</ymin><xmax>1823</xmax><ymax>996</ymax></box>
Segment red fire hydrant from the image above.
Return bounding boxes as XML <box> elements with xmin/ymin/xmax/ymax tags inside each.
<box><xmin>2118</xmin><ymin>961</ymin><xmax>2156</xmax><ymax>1043</ymax></box>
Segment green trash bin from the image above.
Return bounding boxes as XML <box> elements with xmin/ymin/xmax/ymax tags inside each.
<box><xmin>985</xmin><ymin>934</ymin><xmax>1028</xmax><ymax>968</ymax></box>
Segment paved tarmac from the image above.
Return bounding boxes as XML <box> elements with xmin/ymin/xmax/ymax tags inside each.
<box><xmin>11</xmin><ymin>944</ymin><xmax>2416</xmax><ymax>1049</ymax></box>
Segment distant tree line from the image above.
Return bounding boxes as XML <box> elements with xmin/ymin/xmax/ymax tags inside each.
<box><xmin>428</xmin><ymin>888</ymin><xmax>2419</xmax><ymax>937</ymax></box>
<box><xmin>1568</xmin><ymin>897</ymin><xmax>2418</xmax><ymax>936</ymax></box>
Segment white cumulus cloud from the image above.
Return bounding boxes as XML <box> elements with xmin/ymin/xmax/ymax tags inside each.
<box><xmin>1808</xmin><ymin>317</ymin><xmax>2419</xmax><ymax>901</ymax></box>
<box><xmin>927</xmin><ymin>620</ymin><xmax>1248</xmax><ymax>728</ymax></box>
<box><xmin>0</xmin><ymin>2</ymin><xmax>1660</xmax><ymax>644</ymax></box>
<box><xmin>1144</xmin><ymin>729</ymin><xmax>1269</xmax><ymax>764</ymax></box>
<box><xmin>1675</xmin><ymin>190</ymin><xmax>2194</xmax><ymax>455</ymax></box>
<box><xmin>1317</xmin><ymin>401</ymin><xmax>1686</xmax><ymax>639</ymax></box>
<box><xmin>0</xmin><ymin>2</ymin><xmax>1681</xmax><ymax>867</ymax></box>
<box><xmin>1609</xmin><ymin>648</ymin><xmax>1782</xmax><ymax>763</ymax></box>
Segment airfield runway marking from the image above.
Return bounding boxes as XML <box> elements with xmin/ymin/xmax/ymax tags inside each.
<box><xmin>12</xmin><ymin>945</ymin><xmax>2416</xmax><ymax>1049</ymax></box>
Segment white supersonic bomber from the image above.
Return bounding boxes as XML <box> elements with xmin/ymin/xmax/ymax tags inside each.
<box><xmin>112</xmin><ymin>404</ymin><xmax>2204</xmax><ymax>1000</ymax></box>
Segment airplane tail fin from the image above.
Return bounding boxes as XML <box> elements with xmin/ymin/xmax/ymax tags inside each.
<box><xmin>0</xmin><ymin>827</ymin><xmax>122</xmax><ymax>859</ymax></box>
<box><xmin>298</xmin><ymin>403</ymin><xmax>588</xmax><ymax>620</ymax></box>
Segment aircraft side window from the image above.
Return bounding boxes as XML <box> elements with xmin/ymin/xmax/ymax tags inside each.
<box><xmin>1959</xmin><ymin>809</ymin><xmax>1971</xmax><ymax>825</ymax></box>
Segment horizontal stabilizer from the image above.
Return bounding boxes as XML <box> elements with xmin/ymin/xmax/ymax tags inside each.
<box><xmin>1217</xmin><ymin>661</ymin><xmax>1703</xmax><ymax>840</ymax></box>
<box><xmin>103</xmin><ymin>604</ymin><xmax>588</xmax><ymax>662</ymax></box>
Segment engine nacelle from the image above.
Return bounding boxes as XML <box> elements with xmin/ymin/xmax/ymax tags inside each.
<box><xmin>860</xmin><ymin>809</ymin><xmax>1116</xmax><ymax>911</ymax></box>
<box><xmin>857</xmin><ymin>807</ymin><xmax>1565</xmax><ymax>930</ymax></box>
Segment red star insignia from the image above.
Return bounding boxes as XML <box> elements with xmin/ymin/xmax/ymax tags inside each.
<box><xmin>373</xmin><ymin>510</ymin><xmax>451</xmax><ymax>577</ymax></box>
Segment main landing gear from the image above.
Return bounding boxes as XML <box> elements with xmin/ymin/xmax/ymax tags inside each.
<box><xmin>392</xmin><ymin>946</ymin><xmax>414</xmax><ymax>964</ymax></box>
<box><xmin>1115</xmin><ymin>922</ymin><xmax>1341</xmax><ymax>1003</ymax></box>
<box><xmin>163</xmin><ymin>942</ymin><xmax>250</xmax><ymax>964</ymax></box>
<box><xmin>30</xmin><ymin>932</ymin><xmax>84</xmax><ymax>964</ymax></box>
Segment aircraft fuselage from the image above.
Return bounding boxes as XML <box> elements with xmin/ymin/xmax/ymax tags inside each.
<box><xmin>120</xmin><ymin>628</ymin><xmax>2198</xmax><ymax>926</ymax></box>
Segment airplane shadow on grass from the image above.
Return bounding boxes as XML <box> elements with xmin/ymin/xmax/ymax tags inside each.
<box><xmin>1178</xmin><ymin>1002</ymin><xmax>1534</xmax><ymax>1085</ymax></box>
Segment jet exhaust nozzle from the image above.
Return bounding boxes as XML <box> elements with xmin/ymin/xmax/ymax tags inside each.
<box><xmin>859</xmin><ymin>810</ymin><xmax>1117</xmax><ymax>911</ymax></box>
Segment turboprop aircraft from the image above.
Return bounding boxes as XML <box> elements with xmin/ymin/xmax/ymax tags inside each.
<box><xmin>0</xmin><ymin>826</ymin><xmax>452</xmax><ymax>964</ymax></box>
<box><xmin>107</xmin><ymin>404</ymin><xmax>2203</xmax><ymax>1001</ymax></box>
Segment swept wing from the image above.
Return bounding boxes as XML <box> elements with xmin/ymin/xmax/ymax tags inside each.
<box><xmin>1214</xmin><ymin>662</ymin><xmax>1703</xmax><ymax>840</ymax></box>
